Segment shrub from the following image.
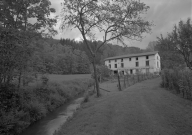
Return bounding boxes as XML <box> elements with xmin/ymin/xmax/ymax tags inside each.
<box><xmin>0</xmin><ymin>84</ymin><xmax>19</xmax><ymax>112</ymax></box>
<box><xmin>83</xmin><ymin>91</ymin><xmax>89</xmax><ymax>103</ymax></box>
<box><xmin>0</xmin><ymin>110</ymin><xmax>30</xmax><ymax>135</ymax></box>
<box><xmin>24</xmin><ymin>100</ymin><xmax>47</xmax><ymax>122</ymax></box>
<box><xmin>0</xmin><ymin>77</ymin><xmax>94</xmax><ymax>135</ymax></box>
<box><xmin>41</xmin><ymin>74</ymin><xmax>49</xmax><ymax>85</ymax></box>
<box><xmin>91</xmin><ymin>65</ymin><xmax>111</xmax><ymax>82</ymax></box>
<box><xmin>161</xmin><ymin>69</ymin><xmax>192</xmax><ymax>100</ymax></box>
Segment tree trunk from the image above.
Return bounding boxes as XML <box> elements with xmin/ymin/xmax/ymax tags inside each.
<box><xmin>92</xmin><ymin>56</ymin><xmax>100</xmax><ymax>97</ymax></box>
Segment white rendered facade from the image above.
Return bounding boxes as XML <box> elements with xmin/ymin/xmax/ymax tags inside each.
<box><xmin>104</xmin><ymin>52</ymin><xmax>161</xmax><ymax>74</ymax></box>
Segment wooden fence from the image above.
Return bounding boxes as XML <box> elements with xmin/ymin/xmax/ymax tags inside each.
<box><xmin>116</xmin><ymin>73</ymin><xmax>159</xmax><ymax>91</ymax></box>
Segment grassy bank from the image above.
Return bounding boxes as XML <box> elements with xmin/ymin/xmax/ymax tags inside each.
<box><xmin>0</xmin><ymin>76</ymin><xmax>94</xmax><ymax>135</ymax></box>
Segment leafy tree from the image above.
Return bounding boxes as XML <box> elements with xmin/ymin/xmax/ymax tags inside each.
<box><xmin>91</xmin><ymin>65</ymin><xmax>111</xmax><ymax>83</ymax></box>
<box><xmin>61</xmin><ymin>0</ymin><xmax>152</xmax><ymax>97</ymax></box>
<box><xmin>172</xmin><ymin>19</ymin><xmax>192</xmax><ymax>70</ymax></box>
<box><xmin>146</xmin><ymin>41</ymin><xmax>157</xmax><ymax>52</ymax></box>
<box><xmin>0</xmin><ymin>0</ymin><xmax>57</xmax><ymax>36</ymax></box>
<box><xmin>0</xmin><ymin>0</ymin><xmax>57</xmax><ymax>87</ymax></box>
<box><xmin>157</xmin><ymin>19</ymin><xmax>192</xmax><ymax>70</ymax></box>
<box><xmin>0</xmin><ymin>28</ymin><xmax>32</xmax><ymax>86</ymax></box>
<box><xmin>156</xmin><ymin>34</ymin><xmax>185</xmax><ymax>69</ymax></box>
<box><xmin>50</xmin><ymin>43</ymin><xmax>90</xmax><ymax>74</ymax></box>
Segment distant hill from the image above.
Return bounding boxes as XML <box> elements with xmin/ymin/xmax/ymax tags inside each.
<box><xmin>60</xmin><ymin>38</ymin><xmax>145</xmax><ymax>65</ymax></box>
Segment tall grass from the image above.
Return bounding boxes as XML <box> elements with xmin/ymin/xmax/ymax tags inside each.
<box><xmin>161</xmin><ymin>69</ymin><xmax>192</xmax><ymax>100</ymax></box>
<box><xmin>0</xmin><ymin>77</ymin><xmax>94</xmax><ymax>135</ymax></box>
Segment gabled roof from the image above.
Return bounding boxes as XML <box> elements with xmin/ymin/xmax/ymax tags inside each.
<box><xmin>104</xmin><ymin>51</ymin><xmax>158</xmax><ymax>61</ymax></box>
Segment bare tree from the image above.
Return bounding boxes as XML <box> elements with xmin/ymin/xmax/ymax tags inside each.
<box><xmin>60</xmin><ymin>0</ymin><xmax>153</xmax><ymax>97</ymax></box>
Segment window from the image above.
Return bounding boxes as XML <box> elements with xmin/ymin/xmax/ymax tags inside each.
<box><xmin>121</xmin><ymin>59</ymin><xmax>123</xmax><ymax>62</ymax></box>
<box><xmin>129</xmin><ymin>58</ymin><xmax>131</xmax><ymax>61</ymax></box>
<box><xmin>130</xmin><ymin>69</ymin><xmax>133</xmax><ymax>74</ymax></box>
<box><xmin>157</xmin><ymin>56</ymin><xmax>159</xmax><ymax>60</ymax></box>
<box><xmin>136</xmin><ymin>69</ymin><xmax>139</xmax><ymax>73</ymax></box>
<box><xmin>115</xmin><ymin>59</ymin><xmax>117</xmax><ymax>62</ymax></box>
<box><xmin>146</xmin><ymin>61</ymin><xmax>149</xmax><ymax>66</ymax></box>
<box><xmin>136</xmin><ymin>57</ymin><xmax>138</xmax><ymax>60</ymax></box>
<box><xmin>109</xmin><ymin>60</ymin><xmax>111</xmax><ymax>63</ymax></box>
<box><xmin>136</xmin><ymin>62</ymin><xmax>139</xmax><ymax>67</ymax></box>
<box><xmin>115</xmin><ymin>64</ymin><xmax>117</xmax><ymax>68</ymax></box>
<box><xmin>157</xmin><ymin>62</ymin><xmax>159</xmax><ymax>68</ymax></box>
<box><xmin>121</xmin><ymin>63</ymin><xmax>124</xmax><ymax>68</ymax></box>
<box><xmin>146</xmin><ymin>56</ymin><xmax>149</xmax><ymax>59</ymax></box>
<box><xmin>109</xmin><ymin>64</ymin><xmax>111</xmax><ymax>68</ymax></box>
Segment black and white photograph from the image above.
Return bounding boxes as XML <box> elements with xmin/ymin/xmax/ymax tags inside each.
<box><xmin>0</xmin><ymin>0</ymin><xmax>192</xmax><ymax>135</ymax></box>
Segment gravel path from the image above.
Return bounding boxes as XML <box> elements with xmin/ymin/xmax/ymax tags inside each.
<box><xmin>55</xmin><ymin>78</ymin><xmax>192</xmax><ymax>135</ymax></box>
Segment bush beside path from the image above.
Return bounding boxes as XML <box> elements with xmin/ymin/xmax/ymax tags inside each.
<box><xmin>0</xmin><ymin>76</ymin><xmax>94</xmax><ymax>135</ymax></box>
<box><xmin>55</xmin><ymin>77</ymin><xmax>192</xmax><ymax>135</ymax></box>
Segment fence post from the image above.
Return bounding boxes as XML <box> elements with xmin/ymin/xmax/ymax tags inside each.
<box><xmin>94</xmin><ymin>82</ymin><xmax>96</xmax><ymax>93</ymax></box>
<box><xmin>138</xmin><ymin>74</ymin><xmax>140</xmax><ymax>82</ymax></box>
<box><xmin>117</xmin><ymin>73</ymin><xmax>122</xmax><ymax>91</ymax></box>
<box><xmin>124</xmin><ymin>75</ymin><xmax>126</xmax><ymax>88</ymax></box>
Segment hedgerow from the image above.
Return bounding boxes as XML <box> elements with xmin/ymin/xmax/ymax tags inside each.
<box><xmin>161</xmin><ymin>69</ymin><xmax>192</xmax><ymax>100</ymax></box>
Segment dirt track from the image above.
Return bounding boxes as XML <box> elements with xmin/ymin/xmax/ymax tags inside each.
<box><xmin>55</xmin><ymin>78</ymin><xmax>192</xmax><ymax>135</ymax></box>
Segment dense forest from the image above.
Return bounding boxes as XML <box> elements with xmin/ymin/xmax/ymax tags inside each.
<box><xmin>18</xmin><ymin>36</ymin><xmax>155</xmax><ymax>76</ymax></box>
<box><xmin>6</xmin><ymin>36</ymin><xmax>154</xmax><ymax>76</ymax></box>
<box><xmin>59</xmin><ymin>38</ymin><xmax>152</xmax><ymax>65</ymax></box>
<box><xmin>1</xmin><ymin>33</ymin><xmax>156</xmax><ymax>78</ymax></box>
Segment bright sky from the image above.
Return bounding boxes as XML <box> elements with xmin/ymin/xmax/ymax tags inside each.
<box><xmin>50</xmin><ymin>0</ymin><xmax>192</xmax><ymax>49</ymax></box>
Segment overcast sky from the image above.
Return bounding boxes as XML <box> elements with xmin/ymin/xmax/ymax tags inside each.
<box><xmin>50</xmin><ymin>0</ymin><xmax>192</xmax><ymax>49</ymax></box>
